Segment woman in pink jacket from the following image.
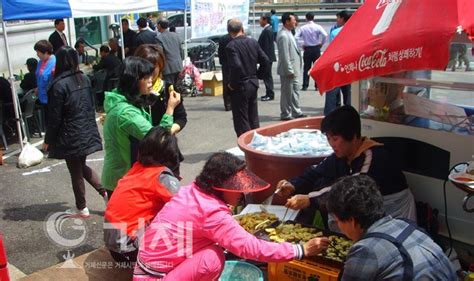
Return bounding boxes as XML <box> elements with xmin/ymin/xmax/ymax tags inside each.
<box><xmin>134</xmin><ymin>152</ymin><xmax>329</xmax><ymax>280</ymax></box>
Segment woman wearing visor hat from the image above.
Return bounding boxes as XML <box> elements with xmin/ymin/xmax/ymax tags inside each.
<box><xmin>134</xmin><ymin>152</ymin><xmax>329</xmax><ymax>280</ymax></box>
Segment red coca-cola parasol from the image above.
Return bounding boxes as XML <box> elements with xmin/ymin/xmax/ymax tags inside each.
<box><xmin>310</xmin><ymin>0</ymin><xmax>474</xmax><ymax>93</ymax></box>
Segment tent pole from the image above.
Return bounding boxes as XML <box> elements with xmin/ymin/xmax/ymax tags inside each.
<box><xmin>119</xmin><ymin>15</ymin><xmax>125</xmax><ymax>60</ymax></box>
<box><xmin>184</xmin><ymin>0</ymin><xmax>188</xmax><ymax>61</ymax></box>
<box><xmin>252</xmin><ymin>2</ymin><xmax>256</xmax><ymax>37</ymax></box>
<box><xmin>67</xmin><ymin>18</ymin><xmax>74</xmax><ymax>46</ymax></box>
<box><xmin>1</xmin><ymin>21</ymin><xmax>24</xmax><ymax>150</ymax></box>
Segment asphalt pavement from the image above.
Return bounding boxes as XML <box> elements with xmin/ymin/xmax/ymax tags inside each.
<box><xmin>0</xmin><ymin>63</ymin><xmax>326</xmax><ymax>276</ymax></box>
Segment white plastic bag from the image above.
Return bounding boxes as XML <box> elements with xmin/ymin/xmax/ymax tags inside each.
<box><xmin>17</xmin><ymin>143</ymin><xmax>44</xmax><ymax>168</ymax></box>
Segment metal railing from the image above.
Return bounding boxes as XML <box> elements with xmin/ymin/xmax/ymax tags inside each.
<box><xmin>249</xmin><ymin>2</ymin><xmax>361</xmax><ymax>23</ymax></box>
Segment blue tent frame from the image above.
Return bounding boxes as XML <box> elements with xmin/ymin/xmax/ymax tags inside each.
<box><xmin>1</xmin><ymin>0</ymin><xmax>187</xmax><ymax>21</ymax></box>
<box><xmin>0</xmin><ymin>0</ymin><xmax>187</xmax><ymax>152</ymax></box>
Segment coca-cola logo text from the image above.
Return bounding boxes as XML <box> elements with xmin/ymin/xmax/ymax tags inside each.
<box><xmin>358</xmin><ymin>49</ymin><xmax>388</xmax><ymax>72</ymax></box>
<box><xmin>376</xmin><ymin>0</ymin><xmax>402</xmax><ymax>9</ymax></box>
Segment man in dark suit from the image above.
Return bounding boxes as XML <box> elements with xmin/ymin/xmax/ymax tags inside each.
<box><xmin>225</xmin><ymin>19</ymin><xmax>270</xmax><ymax>137</ymax></box>
<box><xmin>146</xmin><ymin>13</ymin><xmax>156</xmax><ymax>31</ymax></box>
<box><xmin>121</xmin><ymin>18</ymin><xmax>136</xmax><ymax>56</ymax></box>
<box><xmin>258</xmin><ymin>13</ymin><xmax>277</xmax><ymax>101</ymax></box>
<box><xmin>93</xmin><ymin>45</ymin><xmax>122</xmax><ymax>106</ymax></box>
<box><xmin>48</xmin><ymin>19</ymin><xmax>68</xmax><ymax>54</ymax></box>
<box><xmin>93</xmin><ymin>45</ymin><xmax>121</xmax><ymax>73</ymax></box>
<box><xmin>108</xmin><ymin>38</ymin><xmax>123</xmax><ymax>61</ymax></box>
<box><xmin>157</xmin><ymin>18</ymin><xmax>183</xmax><ymax>85</ymax></box>
<box><xmin>134</xmin><ymin>17</ymin><xmax>159</xmax><ymax>49</ymax></box>
<box><xmin>218</xmin><ymin>32</ymin><xmax>233</xmax><ymax>111</ymax></box>
<box><xmin>74</xmin><ymin>41</ymin><xmax>89</xmax><ymax>64</ymax></box>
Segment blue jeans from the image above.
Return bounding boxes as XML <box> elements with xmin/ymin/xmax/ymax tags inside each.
<box><xmin>324</xmin><ymin>85</ymin><xmax>351</xmax><ymax>116</ymax></box>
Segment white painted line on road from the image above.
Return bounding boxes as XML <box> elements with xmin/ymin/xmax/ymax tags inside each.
<box><xmin>7</xmin><ymin>262</ymin><xmax>27</xmax><ymax>280</ymax></box>
<box><xmin>2</xmin><ymin>116</ymin><xmax>102</xmax><ymax>161</ymax></box>
<box><xmin>86</xmin><ymin>158</ymin><xmax>104</xmax><ymax>162</ymax></box>
<box><xmin>22</xmin><ymin>167</ymin><xmax>52</xmax><ymax>176</ymax></box>
<box><xmin>22</xmin><ymin>158</ymin><xmax>104</xmax><ymax>176</ymax></box>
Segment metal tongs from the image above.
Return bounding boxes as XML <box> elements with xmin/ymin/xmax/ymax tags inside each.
<box><xmin>260</xmin><ymin>187</ymin><xmax>282</xmax><ymax>213</ymax></box>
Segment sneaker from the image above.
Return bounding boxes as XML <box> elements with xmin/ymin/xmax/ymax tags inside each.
<box><xmin>64</xmin><ymin>207</ymin><xmax>90</xmax><ymax>218</ymax></box>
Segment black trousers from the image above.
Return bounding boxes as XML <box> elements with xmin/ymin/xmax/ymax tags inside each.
<box><xmin>230</xmin><ymin>83</ymin><xmax>259</xmax><ymax>137</ymax></box>
<box><xmin>36</xmin><ymin>101</ymin><xmax>48</xmax><ymax>130</ymax></box>
<box><xmin>262</xmin><ymin>62</ymin><xmax>275</xmax><ymax>98</ymax></box>
<box><xmin>222</xmin><ymin>67</ymin><xmax>232</xmax><ymax>110</ymax></box>
<box><xmin>302</xmin><ymin>46</ymin><xmax>321</xmax><ymax>89</ymax></box>
<box><xmin>336</xmin><ymin>84</ymin><xmax>352</xmax><ymax>107</ymax></box>
<box><xmin>65</xmin><ymin>155</ymin><xmax>106</xmax><ymax>210</ymax></box>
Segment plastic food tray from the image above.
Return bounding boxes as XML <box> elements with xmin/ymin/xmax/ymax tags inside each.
<box><xmin>254</xmin><ymin>220</ymin><xmax>350</xmax><ymax>269</ymax></box>
<box><xmin>235</xmin><ymin>204</ymin><xmax>300</xmax><ymax>221</ymax></box>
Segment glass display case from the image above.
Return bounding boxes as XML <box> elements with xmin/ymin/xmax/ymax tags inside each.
<box><xmin>358</xmin><ymin>69</ymin><xmax>474</xmax><ymax>136</ymax></box>
<box><xmin>358</xmin><ymin>34</ymin><xmax>473</xmax><ymax>136</ymax></box>
<box><xmin>353</xmin><ymin>38</ymin><xmax>474</xmax><ymax>245</ymax></box>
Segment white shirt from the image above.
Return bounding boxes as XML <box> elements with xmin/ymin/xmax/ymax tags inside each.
<box><xmin>56</xmin><ymin>29</ymin><xmax>68</xmax><ymax>45</ymax></box>
<box><xmin>296</xmin><ymin>21</ymin><xmax>328</xmax><ymax>47</ymax></box>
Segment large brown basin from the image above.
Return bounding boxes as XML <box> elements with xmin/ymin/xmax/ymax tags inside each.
<box><xmin>237</xmin><ymin>116</ymin><xmax>327</xmax><ymax>204</ymax></box>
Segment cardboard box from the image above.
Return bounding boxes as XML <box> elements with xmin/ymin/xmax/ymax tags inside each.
<box><xmin>201</xmin><ymin>71</ymin><xmax>223</xmax><ymax>96</ymax></box>
<box><xmin>268</xmin><ymin>259</ymin><xmax>340</xmax><ymax>281</ymax></box>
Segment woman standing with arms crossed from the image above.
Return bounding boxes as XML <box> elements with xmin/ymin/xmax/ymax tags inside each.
<box><xmin>43</xmin><ymin>46</ymin><xmax>106</xmax><ymax>218</ymax></box>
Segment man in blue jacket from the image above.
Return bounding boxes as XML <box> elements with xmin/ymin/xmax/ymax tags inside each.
<box><xmin>276</xmin><ymin>106</ymin><xmax>416</xmax><ymax>226</ymax></box>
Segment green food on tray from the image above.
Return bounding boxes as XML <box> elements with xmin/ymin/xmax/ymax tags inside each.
<box><xmin>236</xmin><ymin>212</ymin><xmax>278</xmax><ymax>233</ymax></box>
<box><xmin>265</xmin><ymin>223</ymin><xmax>323</xmax><ymax>243</ymax></box>
<box><xmin>319</xmin><ymin>235</ymin><xmax>353</xmax><ymax>262</ymax></box>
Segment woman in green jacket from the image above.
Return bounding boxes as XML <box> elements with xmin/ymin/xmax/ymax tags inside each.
<box><xmin>101</xmin><ymin>57</ymin><xmax>180</xmax><ymax>196</ymax></box>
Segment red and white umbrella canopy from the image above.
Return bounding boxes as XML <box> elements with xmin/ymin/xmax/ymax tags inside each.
<box><xmin>311</xmin><ymin>0</ymin><xmax>474</xmax><ymax>93</ymax></box>
<box><xmin>458</xmin><ymin>0</ymin><xmax>474</xmax><ymax>40</ymax></box>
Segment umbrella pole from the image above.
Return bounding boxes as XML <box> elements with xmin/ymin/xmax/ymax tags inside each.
<box><xmin>184</xmin><ymin>1</ymin><xmax>188</xmax><ymax>60</ymax></box>
<box><xmin>1</xmin><ymin>21</ymin><xmax>25</xmax><ymax>150</ymax></box>
<box><xmin>119</xmin><ymin>15</ymin><xmax>125</xmax><ymax>60</ymax></box>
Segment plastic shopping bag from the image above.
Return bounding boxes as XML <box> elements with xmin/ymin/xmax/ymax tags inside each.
<box><xmin>17</xmin><ymin>143</ymin><xmax>44</xmax><ymax>168</ymax></box>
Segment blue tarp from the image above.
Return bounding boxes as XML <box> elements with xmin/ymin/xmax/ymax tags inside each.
<box><xmin>1</xmin><ymin>0</ymin><xmax>187</xmax><ymax>21</ymax></box>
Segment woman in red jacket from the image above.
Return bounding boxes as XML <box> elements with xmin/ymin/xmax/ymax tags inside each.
<box><xmin>104</xmin><ymin>126</ymin><xmax>181</xmax><ymax>263</ymax></box>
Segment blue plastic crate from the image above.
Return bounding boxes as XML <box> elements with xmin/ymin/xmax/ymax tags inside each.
<box><xmin>219</xmin><ymin>260</ymin><xmax>263</xmax><ymax>281</ymax></box>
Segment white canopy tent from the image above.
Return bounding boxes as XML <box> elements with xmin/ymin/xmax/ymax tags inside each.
<box><xmin>1</xmin><ymin>0</ymin><xmax>186</xmax><ymax>152</ymax></box>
